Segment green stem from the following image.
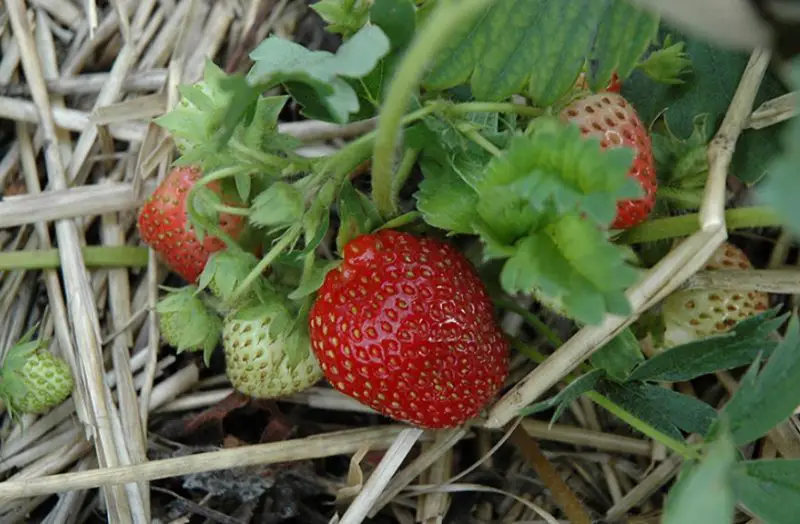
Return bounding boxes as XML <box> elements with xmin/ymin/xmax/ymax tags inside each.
<box><xmin>392</xmin><ymin>148</ymin><xmax>420</xmax><ymax>198</ymax></box>
<box><xmin>371</xmin><ymin>0</ymin><xmax>500</xmax><ymax>218</ymax></box>
<box><xmin>617</xmin><ymin>206</ymin><xmax>782</xmax><ymax>244</ymax></box>
<box><xmin>495</xmin><ymin>298</ymin><xmax>564</xmax><ymax>348</ymax></box>
<box><xmin>449</xmin><ymin>101</ymin><xmax>543</xmax><ymax>118</ymax></box>
<box><xmin>229</xmin><ymin>139</ymin><xmax>289</xmax><ymax>169</ymax></box>
<box><xmin>0</xmin><ymin>246</ymin><xmax>149</xmax><ymax>270</ymax></box>
<box><xmin>586</xmin><ymin>391</ymin><xmax>700</xmax><ymax>460</ymax></box>
<box><xmin>212</xmin><ymin>204</ymin><xmax>251</xmax><ymax>217</ymax></box>
<box><xmin>230</xmin><ymin>225</ymin><xmax>302</xmax><ymax>304</ymax></box>
<box><xmin>456</xmin><ymin>122</ymin><xmax>502</xmax><ymax>157</ymax></box>
<box><xmin>187</xmin><ymin>166</ymin><xmax>248</xmax><ymax>250</ymax></box>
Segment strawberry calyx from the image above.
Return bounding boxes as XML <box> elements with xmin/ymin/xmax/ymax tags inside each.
<box><xmin>636</xmin><ymin>35</ymin><xmax>692</xmax><ymax>86</ymax></box>
<box><xmin>155</xmin><ymin>285</ymin><xmax>224</xmax><ymax>365</ymax></box>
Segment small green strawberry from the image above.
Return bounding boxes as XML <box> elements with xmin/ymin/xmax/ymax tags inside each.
<box><xmin>0</xmin><ymin>329</ymin><xmax>74</xmax><ymax>416</ymax></box>
<box><xmin>156</xmin><ymin>286</ymin><xmax>223</xmax><ymax>364</ymax></box>
<box><xmin>223</xmin><ymin>300</ymin><xmax>323</xmax><ymax>399</ymax></box>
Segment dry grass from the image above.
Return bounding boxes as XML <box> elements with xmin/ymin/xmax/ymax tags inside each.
<box><xmin>0</xmin><ymin>1</ymin><xmax>796</xmax><ymax>523</ymax></box>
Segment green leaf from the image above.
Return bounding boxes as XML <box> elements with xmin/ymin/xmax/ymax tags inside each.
<box><xmin>423</xmin><ymin>0</ymin><xmax>659</xmax><ymax>106</ymax></box>
<box><xmin>414</xmin><ymin>154</ymin><xmax>480</xmax><ymax>235</ymax></box>
<box><xmin>586</xmin><ymin>0</ymin><xmax>661</xmax><ymax>91</ymax></box>
<box><xmin>715</xmin><ymin>313</ymin><xmax>800</xmax><ymax>446</ymax></box>
<box><xmin>336</xmin><ymin>180</ymin><xmax>382</xmax><ymax>253</ymax></box>
<box><xmin>757</xmin><ymin>58</ymin><xmax>800</xmax><ymax>236</ymax></box>
<box><xmin>370</xmin><ymin>0</ymin><xmax>416</xmax><ymax>50</ymax></box>
<box><xmin>249</xmin><ymin>182</ymin><xmax>304</xmax><ymax>229</ymax></box>
<box><xmin>596</xmin><ymin>380</ymin><xmax>717</xmax><ymax>440</ymax></box>
<box><xmin>620</xmin><ymin>26</ymin><xmax>789</xmax><ymax>184</ymax></box>
<box><xmin>311</xmin><ymin>0</ymin><xmax>371</xmax><ymax>37</ymax></box>
<box><xmin>155</xmin><ymin>60</ymin><xmax>239</xmax><ymax>153</ymax></box>
<box><xmin>628</xmin><ymin>309</ymin><xmax>786</xmax><ymax>383</ymax></box>
<box><xmin>520</xmin><ymin>369</ymin><xmax>605</xmax><ymax>424</ymax></box>
<box><xmin>499</xmin><ymin>215</ymin><xmax>639</xmax><ymax>325</ymax></box>
<box><xmin>288</xmin><ymin>259</ymin><xmax>341</xmax><ymax>301</ymax></box>
<box><xmin>475</xmin><ymin>120</ymin><xmax>640</xmax><ymax>238</ymax></box>
<box><xmin>590</xmin><ymin>328</ymin><xmax>644</xmax><ymax>382</ymax></box>
<box><xmin>247</xmin><ymin>25</ymin><xmax>391</xmax><ymax>123</ymax></box>
<box><xmin>662</xmin><ymin>428</ymin><xmax>736</xmax><ymax>524</ymax></box>
<box><xmin>732</xmin><ymin>459</ymin><xmax>800</xmax><ymax>524</ymax></box>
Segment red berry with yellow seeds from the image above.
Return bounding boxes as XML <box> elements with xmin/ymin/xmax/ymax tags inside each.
<box><xmin>137</xmin><ymin>165</ymin><xmax>246</xmax><ymax>284</ymax></box>
<box><xmin>561</xmin><ymin>92</ymin><xmax>657</xmax><ymax>230</ymax></box>
<box><xmin>661</xmin><ymin>242</ymin><xmax>770</xmax><ymax>348</ymax></box>
<box><xmin>308</xmin><ymin>230</ymin><xmax>510</xmax><ymax>429</ymax></box>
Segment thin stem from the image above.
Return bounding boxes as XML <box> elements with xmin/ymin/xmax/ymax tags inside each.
<box><xmin>618</xmin><ymin>206</ymin><xmax>781</xmax><ymax>244</ymax></box>
<box><xmin>0</xmin><ymin>246</ymin><xmax>149</xmax><ymax>270</ymax></box>
<box><xmin>229</xmin><ymin>139</ymin><xmax>289</xmax><ymax>169</ymax></box>
<box><xmin>495</xmin><ymin>298</ymin><xmax>564</xmax><ymax>348</ymax></box>
<box><xmin>186</xmin><ymin>166</ymin><xmax>248</xmax><ymax>250</ymax></box>
<box><xmin>456</xmin><ymin>122</ymin><xmax>502</xmax><ymax>157</ymax></box>
<box><xmin>371</xmin><ymin>0</ymin><xmax>499</xmax><ymax>218</ymax></box>
<box><xmin>450</xmin><ymin>101</ymin><xmax>543</xmax><ymax>118</ymax></box>
<box><xmin>586</xmin><ymin>391</ymin><xmax>700</xmax><ymax>460</ymax></box>
<box><xmin>392</xmin><ymin>148</ymin><xmax>420</xmax><ymax>199</ymax></box>
<box><xmin>230</xmin><ymin>225</ymin><xmax>302</xmax><ymax>303</ymax></box>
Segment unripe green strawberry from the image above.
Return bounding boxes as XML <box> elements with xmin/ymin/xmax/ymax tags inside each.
<box><xmin>156</xmin><ymin>286</ymin><xmax>223</xmax><ymax>365</ymax></box>
<box><xmin>661</xmin><ymin>242</ymin><xmax>770</xmax><ymax>348</ymax></box>
<box><xmin>0</xmin><ymin>332</ymin><xmax>74</xmax><ymax>416</ymax></box>
<box><xmin>223</xmin><ymin>301</ymin><xmax>323</xmax><ymax>399</ymax></box>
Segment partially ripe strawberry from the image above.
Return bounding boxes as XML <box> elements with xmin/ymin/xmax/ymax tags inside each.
<box><xmin>0</xmin><ymin>332</ymin><xmax>73</xmax><ymax>416</ymax></box>
<box><xmin>661</xmin><ymin>242</ymin><xmax>770</xmax><ymax>348</ymax></box>
<box><xmin>561</xmin><ymin>92</ymin><xmax>657</xmax><ymax>230</ymax></box>
<box><xmin>223</xmin><ymin>302</ymin><xmax>323</xmax><ymax>399</ymax></box>
<box><xmin>309</xmin><ymin>230</ymin><xmax>510</xmax><ymax>429</ymax></box>
<box><xmin>137</xmin><ymin>165</ymin><xmax>245</xmax><ymax>283</ymax></box>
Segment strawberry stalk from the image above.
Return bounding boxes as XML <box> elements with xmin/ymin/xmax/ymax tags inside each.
<box><xmin>618</xmin><ymin>206</ymin><xmax>781</xmax><ymax>244</ymax></box>
<box><xmin>184</xmin><ymin>165</ymin><xmax>250</xmax><ymax>251</ymax></box>
<box><xmin>371</xmin><ymin>0</ymin><xmax>495</xmax><ymax>218</ymax></box>
<box><xmin>229</xmin><ymin>224</ymin><xmax>302</xmax><ymax>304</ymax></box>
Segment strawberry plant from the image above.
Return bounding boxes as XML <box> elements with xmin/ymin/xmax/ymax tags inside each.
<box><xmin>132</xmin><ymin>0</ymin><xmax>800</xmax><ymax>521</ymax></box>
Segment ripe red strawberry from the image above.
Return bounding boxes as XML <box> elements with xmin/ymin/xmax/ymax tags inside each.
<box><xmin>661</xmin><ymin>242</ymin><xmax>770</xmax><ymax>348</ymax></box>
<box><xmin>561</xmin><ymin>92</ymin><xmax>657</xmax><ymax>230</ymax></box>
<box><xmin>137</xmin><ymin>165</ymin><xmax>245</xmax><ymax>283</ymax></box>
<box><xmin>309</xmin><ymin>230</ymin><xmax>510</xmax><ymax>429</ymax></box>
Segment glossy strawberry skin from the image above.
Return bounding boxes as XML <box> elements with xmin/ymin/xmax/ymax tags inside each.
<box><xmin>309</xmin><ymin>230</ymin><xmax>510</xmax><ymax>429</ymax></box>
<box><xmin>561</xmin><ymin>92</ymin><xmax>657</xmax><ymax>230</ymax></box>
<box><xmin>137</xmin><ymin>166</ymin><xmax>245</xmax><ymax>283</ymax></box>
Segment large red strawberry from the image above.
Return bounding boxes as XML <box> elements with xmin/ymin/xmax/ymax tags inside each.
<box><xmin>561</xmin><ymin>92</ymin><xmax>657</xmax><ymax>230</ymax></box>
<box><xmin>137</xmin><ymin>165</ymin><xmax>245</xmax><ymax>283</ymax></box>
<box><xmin>308</xmin><ymin>230</ymin><xmax>510</xmax><ymax>429</ymax></box>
